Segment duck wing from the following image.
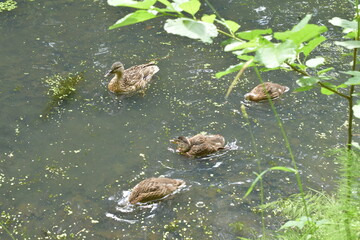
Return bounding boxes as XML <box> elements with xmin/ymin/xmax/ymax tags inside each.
<box><xmin>204</xmin><ymin>135</ymin><xmax>225</xmax><ymax>148</ymax></box>
<box><xmin>188</xmin><ymin>143</ymin><xmax>219</xmax><ymax>157</ymax></box>
<box><xmin>123</xmin><ymin>63</ymin><xmax>159</xmax><ymax>86</ymax></box>
<box><xmin>129</xmin><ymin>178</ymin><xmax>183</xmax><ymax>204</ymax></box>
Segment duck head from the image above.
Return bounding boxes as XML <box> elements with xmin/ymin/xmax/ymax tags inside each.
<box><xmin>171</xmin><ymin>136</ymin><xmax>192</xmax><ymax>153</ymax></box>
<box><xmin>104</xmin><ymin>62</ymin><xmax>125</xmax><ymax>77</ymax></box>
<box><xmin>244</xmin><ymin>92</ymin><xmax>257</xmax><ymax>101</ymax></box>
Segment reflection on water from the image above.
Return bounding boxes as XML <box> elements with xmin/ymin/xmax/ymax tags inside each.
<box><xmin>0</xmin><ymin>0</ymin><xmax>355</xmax><ymax>239</ymax></box>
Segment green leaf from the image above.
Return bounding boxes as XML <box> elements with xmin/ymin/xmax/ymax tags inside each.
<box><xmin>224</xmin><ymin>41</ymin><xmax>243</xmax><ymax>51</ymax></box>
<box><xmin>171</xmin><ymin>0</ymin><xmax>190</xmax><ymax>12</ymax></box>
<box><xmin>317</xmin><ymin>67</ymin><xmax>334</xmax><ymax>75</ymax></box>
<box><xmin>300</xmin><ymin>36</ymin><xmax>326</xmax><ymax>56</ymax></box>
<box><xmin>224</xmin><ymin>40</ymin><xmax>258</xmax><ymax>52</ymax></box>
<box><xmin>292</xmin><ymin>14</ymin><xmax>312</xmax><ymax>32</ymax></box>
<box><xmin>305</xmin><ymin>57</ymin><xmax>325</xmax><ymax>68</ymax></box>
<box><xmin>180</xmin><ymin>0</ymin><xmax>200</xmax><ymax>16</ymax></box>
<box><xmin>201</xmin><ymin>14</ymin><xmax>216</xmax><ymax>23</ymax></box>
<box><xmin>345</xmin><ymin>31</ymin><xmax>357</xmax><ymax>39</ymax></box>
<box><xmin>269</xmin><ymin>166</ymin><xmax>297</xmax><ymax>173</ymax></box>
<box><xmin>355</xmin><ymin>104</ymin><xmax>360</xmax><ymax>118</ymax></box>
<box><xmin>321</xmin><ymin>87</ymin><xmax>335</xmax><ymax>95</ymax></box>
<box><xmin>342</xmin><ymin>71</ymin><xmax>360</xmax><ymax>85</ymax></box>
<box><xmin>109</xmin><ymin>10</ymin><xmax>158</xmax><ymax>29</ymax></box>
<box><xmin>243</xmin><ymin>170</ymin><xmax>270</xmax><ymax>198</ymax></box>
<box><xmin>337</xmin><ymin>84</ymin><xmax>347</xmax><ymax>88</ymax></box>
<box><xmin>255</xmin><ymin>40</ymin><xmax>296</xmax><ymax>68</ymax></box>
<box><xmin>108</xmin><ymin>0</ymin><xmax>157</xmax><ymax>9</ymax></box>
<box><xmin>280</xmin><ymin>216</ymin><xmax>312</xmax><ymax>230</ymax></box>
<box><xmin>150</xmin><ymin>6</ymin><xmax>178</xmax><ymax>13</ymax></box>
<box><xmin>225</xmin><ymin>20</ymin><xmax>240</xmax><ymax>33</ymax></box>
<box><xmin>280</xmin><ymin>220</ymin><xmax>305</xmax><ymax>230</ymax></box>
<box><xmin>342</xmin><ymin>70</ymin><xmax>360</xmax><ymax>76</ymax></box>
<box><xmin>216</xmin><ymin>63</ymin><xmax>246</xmax><ymax>78</ymax></box>
<box><xmin>236</xmin><ymin>29</ymin><xmax>272</xmax><ymax>40</ymax></box>
<box><xmin>344</xmin><ymin>75</ymin><xmax>360</xmax><ymax>85</ymax></box>
<box><xmin>319</xmin><ymin>82</ymin><xmax>337</xmax><ymax>95</ymax></box>
<box><xmin>335</xmin><ymin>41</ymin><xmax>360</xmax><ymax>49</ymax></box>
<box><xmin>237</xmin><ymin>54</ymin><xmax>254</xmax><ymax>61</ymax></box>
<box><xmin>274</xmin><ymin>24</ymin><xmax>327</xmax><ymax>45</ymax></box>
<box><xmin>243</xmin><ymin>166</ymin><xmax>296</xmax><ymax>198</ymax></box>
<box><xmin>329</xmin><ymin>17</ymin><xmax>357</xmax><ymax>32</ymax></box>
<box><xmin>164</xmin><ymin>18</ymin><xmax>218</xmax><ymax>43</ymax></box>
<box><xmin>296</xmin><ymin>76</ymin><xmax>319</xmax><ymax>87</ymax></box>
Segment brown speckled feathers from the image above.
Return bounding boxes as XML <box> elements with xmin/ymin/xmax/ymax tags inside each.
<box><xmin>105</xmin><ymin>62</ymin><xmax>159</xmax><ymax>94</ymax></box>
<box><xmin>172</xmin><ymin>134</ymin><xmax>225</xmax><ymax>158</ymax></box>
<box><xmin>244</xmin><ymin>82</ymin><xmax>289</xmax><ymax>102</ymax></box>
<box><xmin>128</xmin><ymin>177</ymin><xmax>184</xmax><ymax>204</ymax></box>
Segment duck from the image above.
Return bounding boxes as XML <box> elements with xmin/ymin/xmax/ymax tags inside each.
<box><xmin>244</xmin><ymin>82</ymin><xmax>289</xmax><ymax>102</ymax></box>
<box><xmin>171</xmin><ymin>134</ymin><xmax>225</xmax><ymax>158</ymax></box>
<box><xmin>128</xmin><ymin>177</ymin><xmax>185</xmax><ymax>204</ymax></box>
<box><xmin>104</xmin><ymin>61</ymin><xmax>159</xmax><ymax>94</ymax></box>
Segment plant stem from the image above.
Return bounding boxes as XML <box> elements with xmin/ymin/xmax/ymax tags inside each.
<box><xmin>344</xmin><ymin>2</ymin><xmax>359</xmax><ymax>239</ymax></box>
<box><xmin>253</xmin><ymin>66</ymin><xmax>311</xmax><ymax>219</ymax></box>
<box><xmin>240</xmin><ymin>105</ymin><xmax>266</xmax><ymax>239</ymax></box>
<box><xmin>217</xmin><ymin>29</ymin><xmax>243</xmax><ymax>42</ymax></box>
<box><xmin>217</xmin><ymin>29</ymin><xmax>234</xmax><ymax>38</ymax></box>
<box><xmin>204</xmin><ymin>0</ymin><xmax>243</xmax><ymax>41</ymax></box>
<box><xmin>204</xmin><ymin>0</ymin><xmax>222</xmax><ymax>21</ymax></box>
<box><xmin>285</xmin><ymin>62</ymin><xmax>350</xmax><ymax>99</ymax></box>
<box><xmin>317</xmin><ymin>82</ymin><xmax>350</xmax><ymax>100</ymax></box>
<box><xmin>347</xmin><ymin>48</ymin><xmax>358</xmax><ymax>150</ymax></box>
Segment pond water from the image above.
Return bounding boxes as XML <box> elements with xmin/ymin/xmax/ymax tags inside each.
<box><xmin>0</xmin><ymin>0</ymin><xmax>357</xmax><ymax>239</ymax></box>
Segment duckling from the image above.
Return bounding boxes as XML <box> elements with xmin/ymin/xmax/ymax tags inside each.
<box><xmin>171</xmin><ymin>134</ymin><xmax>225</xmax><ymax>158</ymax></box>
<box><xmin>244</xmin><ymin>82</ymin><xmax>289</xmax><ymax>102</ymax></box>
<box><xmin>104</xmin><ymin>61</ymin><xmax>159</xmax><ymax>94</ymax></box>
<box><xmin>128</xmin><ymin>177</ymin><xmax>185</xmax><ymax>204</ymax></box>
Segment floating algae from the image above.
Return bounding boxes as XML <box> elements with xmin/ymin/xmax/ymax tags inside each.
<box><xmin>42</xmin><ymin>72</ymin><xmax>84</xmax><ymax>118</ymax></box>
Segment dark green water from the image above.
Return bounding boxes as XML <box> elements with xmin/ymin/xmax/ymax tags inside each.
<box><xmin>0</xmin><ymin>0</ymin><xmax>355</xmax><ymax>239</ymax></box>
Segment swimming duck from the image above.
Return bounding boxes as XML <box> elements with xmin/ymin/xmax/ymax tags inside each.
<box><xmin>104</xmin><ymin>61</ymin><xmax>159</xmax><ymax>94</ymax></box>
<box><xmin>171</xmin><ymin>134</ymin><xmax>225</xmax><ymax>158</ymax></box>
<box><xmin>244</xmin><ymin>82</ymin><xmax>289</xmax><ymax>102</ymax></box>
<box><xmin>128</xmin><ymin>177</ymin><xmax>185</xmax><ymax>204</ymax></box>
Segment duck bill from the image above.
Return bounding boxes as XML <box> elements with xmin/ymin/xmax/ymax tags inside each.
<box><xmin>104</xmin><ymin>70</ymin><xmax>113</xmax><ymax>77</ymax></box>
<box><xmin>169</xmin><ymin>139</ymin><xmax>178</xmax><ymax>144</ymax></box>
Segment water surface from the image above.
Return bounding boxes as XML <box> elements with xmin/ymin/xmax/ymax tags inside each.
<box><xmin>0</xmin><ymin>0</ymin><xmax>355</xmax><ymax>239</ymax></box>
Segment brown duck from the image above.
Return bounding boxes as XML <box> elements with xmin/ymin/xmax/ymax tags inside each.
<box><xmin>104</xmin><ymin>61</ymin><xmax>159</xmax><ymax>94</ymax></box>
<box><xmin>171</xmin><ymin>134</ymin><xmax>225</xmax><ymax>158</ymax></box>
<box><xmin>128</xmin><ymin>177</ymin><xmax>185</xmax><ymax>204</ymax></box>
<box><xmin>244</xmin><ymin>82</ymin><xmax>289</xmax><ymax>102</ymax></box>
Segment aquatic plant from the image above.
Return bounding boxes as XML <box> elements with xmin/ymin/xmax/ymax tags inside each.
<box><xmin>42</xmin><ymin>72</ymin><xmax>84</xmax><ymax>117</ymax></box>
<box><xmin>0</xmin><ymin>0</ymin><xmax>17</xmax><ymax>12</ymax></box>
<box><xmin>44</xmin><ymin>72</ymin><xmax>84</xmax><ymax>103</ymax></box>
<box><xmin>264</xmin><ymin>150</ymin><xmax>360</xmax><ymax>240</ymax></box>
